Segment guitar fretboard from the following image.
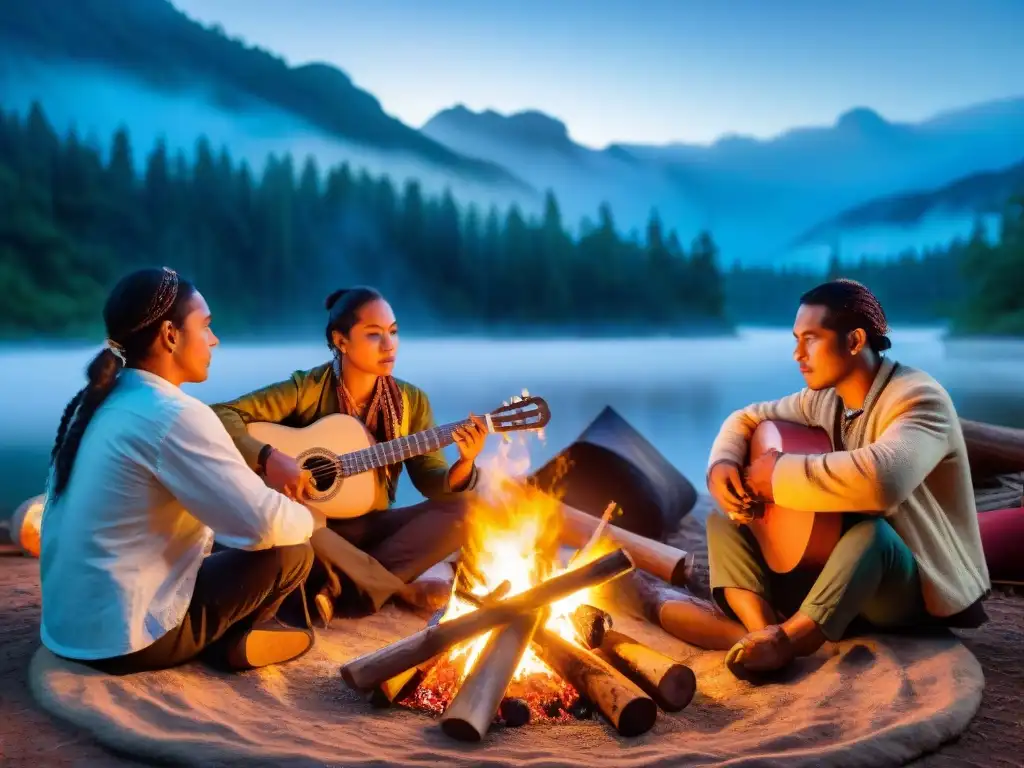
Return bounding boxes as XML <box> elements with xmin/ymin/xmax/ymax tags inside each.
<box><xmin>337</xmin><ymin>419</ymin><xmax>473</xmax><ymax>477</ymax></box>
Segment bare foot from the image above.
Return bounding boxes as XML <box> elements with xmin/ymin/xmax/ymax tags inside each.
<box><xmin>725</xmin><ymin>625</ymin><xmax>795</xmax><ymax>678</ymax></box>
<box><xmin>396</xmin><ymin>578</ymin><xmax>453</xmax><ymax>613</ymax></box>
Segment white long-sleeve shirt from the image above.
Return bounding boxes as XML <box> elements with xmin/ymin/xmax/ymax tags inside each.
<box><xmin>40</xmin><ymin>368</ymin><xmax>314</xmax><ymax>661</ymax></box>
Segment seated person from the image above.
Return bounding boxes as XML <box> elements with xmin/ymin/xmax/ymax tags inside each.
<box><xmin>616</xmin><ymin>279</ymin><xmax>991</xmax><ymax>677</ymax></box>
<box><xmin>211</xmin><ymin>286</ymin><xmax>489</xmax><ymax>625</ymax></box>
<box><xmin>40</xmin><ymin>268</ymin><xmax>317</xmax><ymax>675</ymax></box>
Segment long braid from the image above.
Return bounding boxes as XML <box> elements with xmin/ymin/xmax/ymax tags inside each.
<box><xmin>51</xmin><ymin>350</ymin><xmax>123</xmax><ymax>498</ymax></box>
<box><xmin>50</xmin><ymin>389</ymin><xmax>86</xmax><ymax>463</ymax></box>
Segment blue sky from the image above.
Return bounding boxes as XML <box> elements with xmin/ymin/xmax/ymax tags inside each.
<box><xmin>171</xmin><ymin>0</ymin><xmax>1024</xmax><ymax>148</ymax></box>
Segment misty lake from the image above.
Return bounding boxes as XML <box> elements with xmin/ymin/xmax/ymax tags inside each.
<box><xmin>3</xmin><ymin>329</ymin><xmax>1023</xmax><ymax>519</ymax></box>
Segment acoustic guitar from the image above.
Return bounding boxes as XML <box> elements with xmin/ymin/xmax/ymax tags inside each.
<box><xmin>246</xmin><ymin>394</ymin><xmax>550</xmax><ymax>521</ymax></box>
<box><xmin>745</xmin><ymin>419</ymin><xmax>843</xmax><ymax>573</ymax></box>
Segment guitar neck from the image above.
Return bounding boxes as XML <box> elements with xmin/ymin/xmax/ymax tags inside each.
<box><xmin>338</xmin><ymin>418</ymin><xmax>474</xmax><ymax>477</ymax></box>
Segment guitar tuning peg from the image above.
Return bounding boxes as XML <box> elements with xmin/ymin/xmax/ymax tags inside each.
<box><xmin>502</xmin><ymin>400</ymin><xmax>509</xmax><ymax>407</ymax></box>
<box><xmin>521</xmin><ymin>388</ymin><xmax>530</xmax><ymax>398</ymax></box>
<box><xmin>510</xmin><ymin>395</ymin><xmax>522</xmax><ymax>404</ymax></box>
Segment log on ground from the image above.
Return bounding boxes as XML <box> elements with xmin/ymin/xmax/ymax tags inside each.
<box><xmin>558</xmin><ymin>503</ymin><xmax>692</xmax><ymax>586</ymax></box>
<box><xmin>593</xmin><ymin>629</ymin><xmax>696</xmax><ymax>712</ymax></box>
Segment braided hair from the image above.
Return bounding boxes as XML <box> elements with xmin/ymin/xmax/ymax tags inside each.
<box><xmin>48</xmin><ymin>268</ymin><xmax>196</xmax><ymax>500</ymax></box>
<box><xmin>799</xmin><ymin>278</ymin><xmax>892</xmax><ymax>353</ymax></box>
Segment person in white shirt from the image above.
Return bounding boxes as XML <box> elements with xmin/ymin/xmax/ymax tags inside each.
<box><xmin>40</xmin><ymin>267</ymin><xmax>317</xmax><ymax>674</ymax></box>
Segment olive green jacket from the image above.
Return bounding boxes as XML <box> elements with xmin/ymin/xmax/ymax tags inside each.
<box><xmin>212</xmin><ymin>362</ymin><xmax>473</xmax><ymax>510</ymax></box>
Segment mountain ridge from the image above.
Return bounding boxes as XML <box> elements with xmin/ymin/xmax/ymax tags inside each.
<box><xmin>0</xmin><ymin>0</ymin><xmax>532</xmax><ymax>191</ymax></box>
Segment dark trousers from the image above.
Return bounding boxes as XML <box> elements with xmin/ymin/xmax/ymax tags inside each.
<box><xmin>307</xmin><ymin>498</ymin><xmax>468</xmax><ymax>614</ymax></box>
<box><xmin>84</xmin><ymin>543</ymin><xmax>315</xmax><ymax>675</ymax></box>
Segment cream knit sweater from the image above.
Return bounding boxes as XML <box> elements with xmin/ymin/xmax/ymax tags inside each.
<box><xmin>708</xmin><ymin>357</ymin><xmax>991</xmax><ymax>618</ymax></box>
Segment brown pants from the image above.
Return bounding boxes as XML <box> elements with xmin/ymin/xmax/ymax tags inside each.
<box><xmin>306</xmin><ymin>497</ymin><xmax>469</xmax><ymax>614</ymax></box>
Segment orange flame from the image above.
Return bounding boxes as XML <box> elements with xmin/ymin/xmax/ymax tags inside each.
<box><xmin>437</xmin><ymin>432</ymin><xmax>600</xmax><ymax>686</ymax></box>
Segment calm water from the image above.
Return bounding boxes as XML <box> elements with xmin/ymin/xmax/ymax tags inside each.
<box><xmin>2</xmin><ymin>328</ymin><xmax>1023</xmax><ymax>518</ymax></box>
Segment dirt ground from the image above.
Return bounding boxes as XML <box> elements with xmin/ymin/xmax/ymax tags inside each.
<box><xmin>1</xmin><ymin>525</ymin><xmax>1022</xmax><ymax>767</ymax></box>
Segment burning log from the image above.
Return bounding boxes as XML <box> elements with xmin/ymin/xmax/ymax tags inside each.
<box><xmin>592</xmin><ymin>630</ymin><xmax>696</xmax><ymax>713</ymax></box>
<box><xmin>340</xmin><ymin>548</ymin><xmax>634</xmax><ymax>691</ymax></box>
<box><xmin>371</xmin><ymin>580</ymin><xmax>512</xmax><ymax>708</ymax></box>
<box><xmin>499</xmin><ymin>697</ymin><xmax>530</xmax><ymax>727</ymax></box>
<box><xmin>571</xmin><ymin>604</ymin><xmax>614</xmax><ymax>648</ymax></box>
<box><xmin>458</xmin><ymin>590</ymin><xmax>657</xmax><ymax>738</ymax></box>
<box><xmin>558</xmin><ymin>503</ymin><xmax>692</xmax><ymax>586</ymax></box>
<box><xmin>440</xmin><ymin>611</ymin><xmax>544</xmax><ymax>741</ymax></box>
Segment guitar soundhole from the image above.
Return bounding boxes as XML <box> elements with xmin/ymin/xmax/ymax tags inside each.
<box><xmin>301</xmin><ymin>455</ymin><xmax>338</xmax><ymax>492</ymax></box>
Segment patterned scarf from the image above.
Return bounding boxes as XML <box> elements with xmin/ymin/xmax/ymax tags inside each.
<box><xmin>332</xmin><ymin>355</ymin><xmax>404</xmax><ymax>500</ymax></box>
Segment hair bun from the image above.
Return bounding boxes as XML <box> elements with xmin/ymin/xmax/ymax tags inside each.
<box><xmin>325</xmin><ymin>289</ymin><xmax>350</xmax><ymax>311</ymax></box>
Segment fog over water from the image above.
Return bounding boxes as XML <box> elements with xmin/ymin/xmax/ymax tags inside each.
<box><xmin>2</xmin><ymin>329</ymin><xmax>1023</xmax><ymax>517</ymax></box>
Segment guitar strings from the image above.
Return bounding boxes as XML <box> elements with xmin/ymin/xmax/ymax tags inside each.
<box><xmin>298</xmin><ymin>404</ymin><xmax>542</xmax><ymax>484</ymax></box>
<box><xmin>302</xmin><ymin>421</ymin><xmax>465</xmax><ymax>482</ymax></box>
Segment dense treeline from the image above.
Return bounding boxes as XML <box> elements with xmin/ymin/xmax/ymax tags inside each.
<box><xmin>724</xmin><ymin>208</ymin><xmax>1024</xmax><ymax>335</ymax></box>
<box><xmin>0</xmin><ymin>102</ymin><xmax>727</xmax><ymax>337</ymax></box>
<box><xmin>1</xmin><ymin>101</ymin><xmax>1021</xmax><ymax>338</ymax></box>
<box><xmin>724</xmin><ymin>245</ymin><xmax>963</xmax><ymax>325</ymax></box>
<box><xmin>950</xmin><ymin>208</ymin><xmax>1024</xmax><ymax>335</ymax></box>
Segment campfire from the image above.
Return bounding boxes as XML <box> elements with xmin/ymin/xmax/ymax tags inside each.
<box><xmin>340</xmin><ymin>436</ymin><xmax>698</xmax><ymax>742</ymax></box>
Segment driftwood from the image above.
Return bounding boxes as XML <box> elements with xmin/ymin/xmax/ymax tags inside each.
<box><xmin>340</xmin><ymin>549</ymin><xmax>634</xmax><ymax>691</ymax></box>
<box><xmin>370</xmin><ymin>581</ymin><xmax>512</xmax><ymax>707</ymax></box>
<box><xmin>559</xmin><ymin>503</ymin><xmax>692</xmax><ymax>586</ymax></box>
<box><xmin>531</xmin><ymin>406</ymin><xmax>698</xmax><ymax>541</ymax></box>
<box><xmin>961</xmin><ymin>418</ymin><xmax>1024</xmax><ymax>478</ymax></box>
<box><xmin>440</xmin><ymin>611</ymin><xmax>544</xmax><ymax>741</ymax></box>
<box><xmin>458</xmin><ymin>590</ymin><xmax>657</xmax><ymax>737</ymax></box>
<box><xmin>592</xmin><ymin>630</ymin><xmax>696</xmax><ymax>712</ymax></box>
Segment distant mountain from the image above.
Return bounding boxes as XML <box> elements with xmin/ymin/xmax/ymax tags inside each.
<box><xmin>615</xmin><ymin>101</ymin><xmax>1024</xmax><ymax>265</ymax></box>
<box><xmin>774</xmin><ymin>158</ymin><xmax>1024</xmax><ymax>268</ymax></box>
<box><xmin>2</xmin><ymin>0</ymin><xmax>1021</xmax><ymax>269</ymax></box>
<box><xmin>0</xmin><ymin>0</ymin><xmax>533</xmax><ymax>203</ymax></box>
<box><xmin>796</xmin><ymin>158</ymin><xmax>1024</xmax><ymax>243</ymax></box>
<box><xmin>422</xmin><ymin>105</ymin><xmax>705</xmax><ymax>238</ymax></box>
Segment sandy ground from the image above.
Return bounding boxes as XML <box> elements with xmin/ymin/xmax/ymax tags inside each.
<box><xmin>1</xmin><ymin>516</ymin><xmax>1022</xmax><ymax>767</ymax></box>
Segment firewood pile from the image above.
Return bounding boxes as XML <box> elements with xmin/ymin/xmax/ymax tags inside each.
<box><xmin>339</xmin><ymin>548</ymin><xmax>697</xmax><ymax>742</ymax></box>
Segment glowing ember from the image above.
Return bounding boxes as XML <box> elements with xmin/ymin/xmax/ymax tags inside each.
<box><xmin>397</xmin><ymin>429</ymin><xmax>605</xmax><ymax>723</ymax></box>
<box><xmin>404</xmin><ymin>657</ymin><xmax>579</xmax><ymax>724</ymax></box>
